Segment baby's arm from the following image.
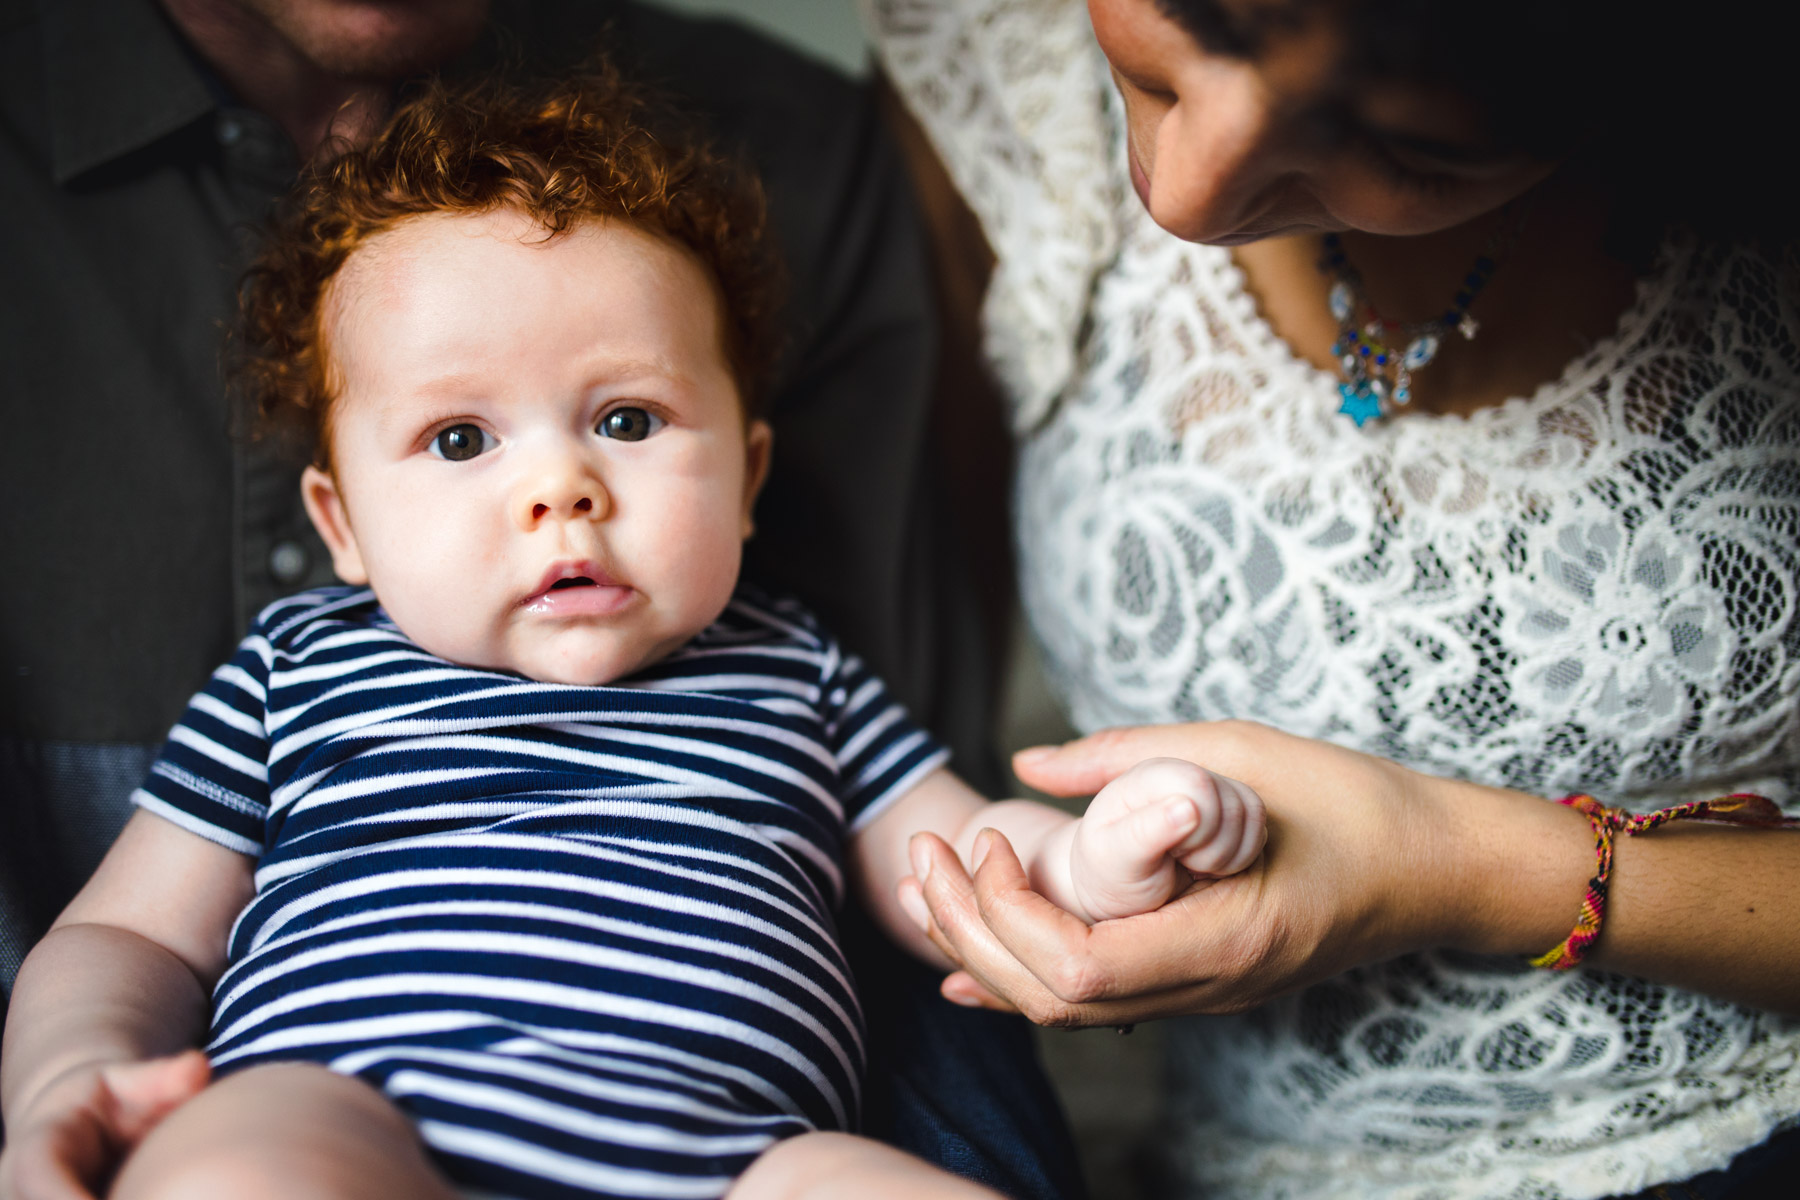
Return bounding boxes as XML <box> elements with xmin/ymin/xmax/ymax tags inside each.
<box><xmin>0</xmin><ymin>811</ymin><xmax>252</xmax><ymax>1200</ymax></box>
<box><xmin>729</xmin><ymin>1131</ymin><xmax>1005</xmax><ymax>1200</ymax></box>
<box><xmin>852</xmin><ymin>758</ymin><xmax>1264</xmax><ymax>961</ymax></box>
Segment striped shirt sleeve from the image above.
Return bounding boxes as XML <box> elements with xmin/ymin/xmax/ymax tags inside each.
<box><xmin>820</xmin><ymin>647</ymin><xmax>950</xmax><ymax>832</ymax></box>
<box><xmin>131</xmin><ymin>630</ymin><xmax>273</xmax><ymax>857</ymax></box>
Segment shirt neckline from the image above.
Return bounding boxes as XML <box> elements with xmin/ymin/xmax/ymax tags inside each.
<box><xmin>1190</xmin><ymin>224</ymin><xmax>1689</xmax><ymax>437</ymax></box>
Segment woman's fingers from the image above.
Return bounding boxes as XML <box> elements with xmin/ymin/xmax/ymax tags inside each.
<box><xmin>912</xmin><ymin>830</ymin><xmax>1099</xmax><ymax>1020</ymax></box>
<box><xmin>948</xmin><ymin>968</ymin><xmax>1229</xmax><ymax>1028</ymax></box>
<box><xmin>912</xmin><ymin>825</ymin><xmax>1281</xmax><ymax>1024</ymax></box>
<box><xmin>942</xmin><ymin>968</ymin><xmax>1207</xmax><ymax>1026</ymax></box>
<box><xmin>1013</xmin><ymin>723</ymin><xmax>1254</xmax><ymax>798</ymax></box>
<box><xmin>939</xmin><ymin>971</ymin><xmax>1015</xmax><ymax>1012</ymax></box>
<box><xmin>948</xmin><ymin>826</ymin><xmax>1260</xmax><ymax>1015</ymax></box>
<box><xmin>973</xmin><ymin>872</ymin><xmax>1229</xmax><ymax>1003</ymax></box>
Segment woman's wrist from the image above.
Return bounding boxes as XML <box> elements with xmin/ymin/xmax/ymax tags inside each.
<box><xmin>1420</xmin><ymin>776</ymin><xmax>1595</xmax><ymax>958</ymax></box>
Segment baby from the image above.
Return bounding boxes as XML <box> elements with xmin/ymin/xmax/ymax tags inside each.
<box><xmin>0</xmin><ymin>69</ymin><xmax>1265</xmax><ymax>1200</ymax></box>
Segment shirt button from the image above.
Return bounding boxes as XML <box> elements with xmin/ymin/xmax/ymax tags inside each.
<box><xmin>268</xmin><ymin>540</ymin><xmax>310</xmax><ymax>585</ymax></box>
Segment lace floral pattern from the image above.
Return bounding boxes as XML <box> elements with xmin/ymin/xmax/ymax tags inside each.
<box><xmin>866</xmin><ymin>1</ymin><xmax>1800</xmax><ymax>1196</ymax></box>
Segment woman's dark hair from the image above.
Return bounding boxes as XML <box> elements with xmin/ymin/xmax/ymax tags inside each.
<box><xmin>239</xmin><ymin>61</ymin><xmax>784</xmax><ymax>468</ymax></box>
<box><xmin>1158</xmin><ymin>0</ymin><xmax>1786</xmax><ymax>243</ymax></box>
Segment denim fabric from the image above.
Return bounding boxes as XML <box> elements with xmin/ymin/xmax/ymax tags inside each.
<box><xmin>847</xmin><ymin>904</ymin><xmax>1088</xmax><ymax>1200</ymax></box>
<box><xmin>0</xmin><ymin>739</ymin><xmax>151</xmax><ymax>991</ymax></box>
<box><xmin>1615</xmin><ymin>1122</ymin><xmax>1800</xmax><ymax>1200</ymax></box>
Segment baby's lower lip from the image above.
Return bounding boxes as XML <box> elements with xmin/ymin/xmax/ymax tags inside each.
<box><xmin>521</xmin><ymin>583</ymin><xmax>636</xmax><ymax>617</ymax></box>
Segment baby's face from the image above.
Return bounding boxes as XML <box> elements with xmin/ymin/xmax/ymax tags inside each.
<box><xmin>301</xmin><ymin>208</ymin><xmax>771</xmax><ymax>685</ymax></box>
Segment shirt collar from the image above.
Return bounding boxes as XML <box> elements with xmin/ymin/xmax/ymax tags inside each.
<box><xmin>41</xmin><ymin>0</ymin><xmax>217</xmax><ymax>185</ymax></box>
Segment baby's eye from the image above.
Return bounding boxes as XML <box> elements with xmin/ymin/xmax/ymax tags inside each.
<box><xmin>597</xmin><ymin>406</ymin><xmax>664</xmax><ymax>442</ymax></box>
<box><xmin>429</xmin><ymin>424</ymin><xmax>492</xmax><ymax>461</ymax></box>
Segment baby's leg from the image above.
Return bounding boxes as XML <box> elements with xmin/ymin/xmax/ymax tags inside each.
<box><xmin>1071</xmin><ymin>757</ymin><xmax>1267</xmax><ymax>919</ymax></box>
<box><xmin>110</xmin><ymin>1062</ymin><xmax>457</xmax><ymax>1200</ymax></box>
<box><xmin>728</xmin><ymin>1131</ymin><xmax>1006</xmax><ymax>1200</ymax></box>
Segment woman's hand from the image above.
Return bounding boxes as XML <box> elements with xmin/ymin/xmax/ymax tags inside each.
<box><xmin>898</xmin><ymin>721</ymin><xmax>1592</xmax><ymax>1025</ymax></box>
<box><xmin>0</xmin><ymin>1051</ymin><xmax>210</xmax><ymax>1200</ymax></box>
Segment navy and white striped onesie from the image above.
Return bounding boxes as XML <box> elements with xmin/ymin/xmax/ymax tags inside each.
<box><xmin>133</xmin><ymin>585</ymin><xmax>948</xmax><ymax>1200</ymax></box>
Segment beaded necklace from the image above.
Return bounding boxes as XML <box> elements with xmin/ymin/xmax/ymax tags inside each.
<box><xmin>1319</xmin><ymin>206</ymin><xmax>1527</xmax><ymax>426</ymax></box>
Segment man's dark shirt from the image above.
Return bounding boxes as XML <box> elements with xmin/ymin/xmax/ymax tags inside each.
<box><xmin>0</xmin><ymin>0</ymin><xmax>1000</xmax><ymax>980</ymax></box>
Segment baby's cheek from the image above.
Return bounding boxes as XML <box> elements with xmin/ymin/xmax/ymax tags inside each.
<box><xmin>656</xmin><ymin>502</ymin><xmax>747</xmax><ymax>609</ymax></box>
<box><xmin>365</xmin><ymin>543</ymin><xmax>503</xmax><ymax>667</ymax></box>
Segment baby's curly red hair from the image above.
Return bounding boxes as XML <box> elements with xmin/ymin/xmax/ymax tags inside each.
<box><xmin>238</xmin><ymin>63</ymin><xmax>781</xmax><ymax>468</ymax></box>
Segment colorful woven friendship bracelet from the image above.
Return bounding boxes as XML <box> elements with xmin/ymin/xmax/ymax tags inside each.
<box><xmin>1530</xmin><ymin>792</ymin><xmax>1799</xmax><ymax>971</ymax></box>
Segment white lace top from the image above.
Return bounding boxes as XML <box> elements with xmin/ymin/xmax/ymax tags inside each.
<box><xmin>865</xmin><ymin>1</ymin><xmax>1800</xmax><ymax>1196</ymax></box>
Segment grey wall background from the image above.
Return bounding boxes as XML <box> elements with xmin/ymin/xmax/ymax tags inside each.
<box><xmin>645</xmin><ymin>0</ymin><xmax>870</xmax><ymax>75</ymax></box>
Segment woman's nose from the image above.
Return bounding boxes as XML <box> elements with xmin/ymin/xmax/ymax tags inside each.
<box><xmin>516</xmin><ymin>456</ymin><xmax>608</xmax><ymax>530</ymax></box>
<box><xmin>1145</xmin><ymin>70</ymin><xmax>1287</xmax><ymax>243</ymax></box>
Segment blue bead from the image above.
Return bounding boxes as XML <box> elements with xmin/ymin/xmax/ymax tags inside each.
<box><xmin>1454</xmin><ymin>291</ymin><xmax>1472</xmax><ymax>306</ymax></box>
<box><xmin>1375</xmin><ymin>354</ymin><xmax>1388</xmax><ymax>365</ymax></box>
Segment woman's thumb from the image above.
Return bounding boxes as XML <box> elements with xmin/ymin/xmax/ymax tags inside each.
<box><xmin>1013</xmin><ymin>730</ymin><xmax>1144</xmax><ymax>795</ymax></box>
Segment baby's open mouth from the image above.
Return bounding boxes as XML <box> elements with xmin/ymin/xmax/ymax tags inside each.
<box><xmin>522</xmin><ymin>564</ymin><xmax>634</xmax><ymax>616</ymax></box>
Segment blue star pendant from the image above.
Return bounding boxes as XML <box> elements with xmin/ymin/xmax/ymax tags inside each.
<box><xmin>1337</xmin><ymin>383</ymin><xmax>1384</xmax><ymax>427</ymax></box>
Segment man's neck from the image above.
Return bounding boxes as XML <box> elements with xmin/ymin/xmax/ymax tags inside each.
<box><xmin>159</xmin><ymin>0</ymin><xmax>389</xmax><ymax>159</ymax></box>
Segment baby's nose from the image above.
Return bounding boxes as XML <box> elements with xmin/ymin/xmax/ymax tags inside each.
<box><xmin>531</xmin><ymin>494</ymin><xmax>594</xmax><ymax>522</ymax></box>
<box><xmin>518</xmin><ymin>465</ymin><xmax>608</xmax><ymax>528</ymax></box>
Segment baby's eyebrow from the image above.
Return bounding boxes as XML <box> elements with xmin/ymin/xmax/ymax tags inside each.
<box><xmin>410</xmin><ymin>373</ymin><xmax>486</xmax><ymax>399</ymax></box>
<box><xmin>576</xmin><ymin>354</ymin><xmax>692</xmax><ymax>385</ymax></box>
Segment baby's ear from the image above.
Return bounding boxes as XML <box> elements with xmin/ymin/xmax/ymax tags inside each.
<box><xmin>300</xmin><ymin>465</ymin><xmax>369</xmax><ymax>585</ymax></box>
<box><xmin>740</xmin><ymin>419</ymin><xmax>773</xmax><ymax>539</ymax></box>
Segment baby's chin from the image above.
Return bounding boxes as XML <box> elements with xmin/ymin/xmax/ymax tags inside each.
<box><xmin>447</xmin><ymin>629</ymin><xmax>698</xmax><ymax>688</ymax></box>
<box><xmin>515</xmin><ymin>656</ymin><xmax>650</xmax><ymax>688</ymax></box>
<box><xmin>398</xmin><ymin>607</ymin><xmax>724</xmax><ymax>687</ymax></box>
<box><xmin>471</xmin><ymin>643</ymin><xmax>661</xmax><ymax>688</ymax></box>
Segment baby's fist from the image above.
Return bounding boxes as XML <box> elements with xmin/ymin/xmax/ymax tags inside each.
<box><xmin>1068</xmin><ymin>758</ymin><xmax>1266</xmax><ymax>921</ymax></box>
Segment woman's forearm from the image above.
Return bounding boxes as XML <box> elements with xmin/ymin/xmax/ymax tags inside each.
<box><xmin>1585</xmin><ymin>823</ymin><xmax>1800</xmax><ymax>1011</ymax></box>
<box><xmin>1</xmin><ymin>923</ymin><xmax>211</xmax><ymax>1122</ymax></box>
<box><xmin>1439</xmin><ymin>779</ymin><xmax>1800</xmax><ymax>1013</ymax></box>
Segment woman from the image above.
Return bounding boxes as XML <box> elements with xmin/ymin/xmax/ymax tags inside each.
<box><xmin>864</xmin><ymin>0</ymin><xmax>1800</xmax><ymax>1196</ymax></box>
